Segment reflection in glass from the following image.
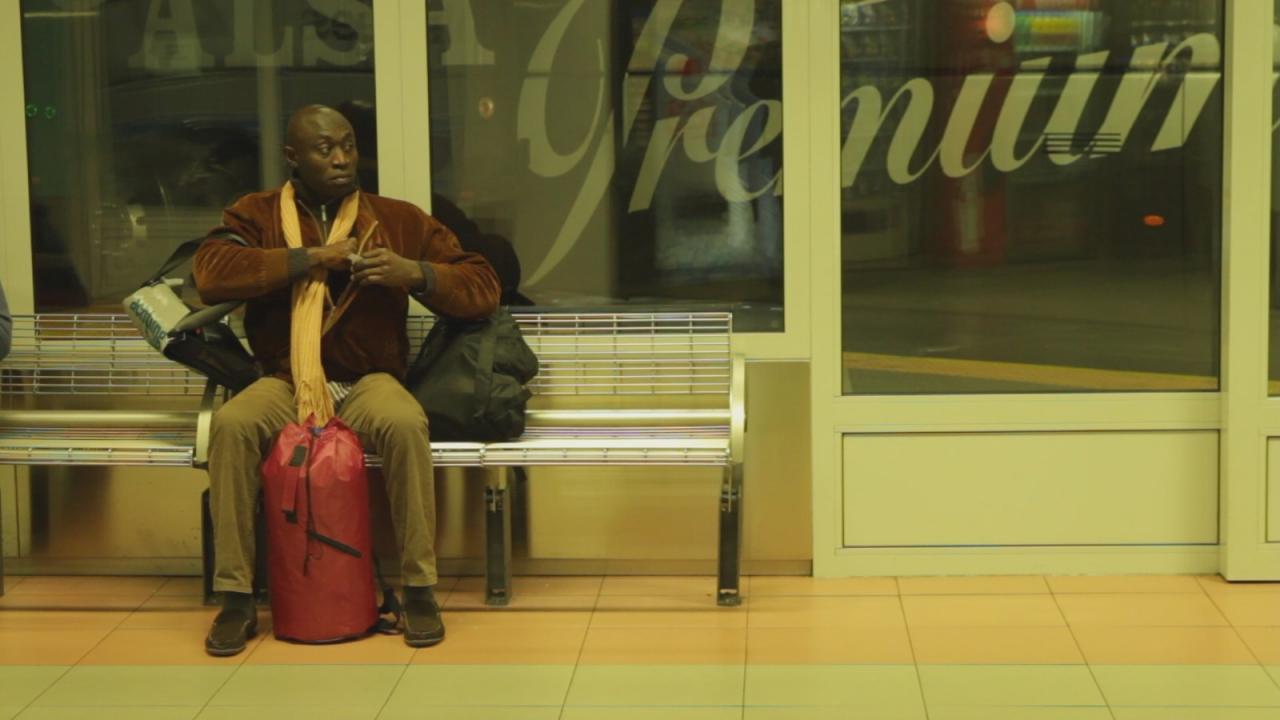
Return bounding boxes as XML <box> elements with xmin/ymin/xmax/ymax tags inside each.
<box><xmin>21</xmin><ymin>0</ymin><xmax>375</xmax><ymax>310</ymax></box>
<box><xmin>427</xmin><ymin>1</ymin><xmax>784</xmax><ymax>331</ymax></box>
<box><xmin>840</xmin><ymin>0</ymin><xmax>1223</xmax><ymax>394</ymax></box>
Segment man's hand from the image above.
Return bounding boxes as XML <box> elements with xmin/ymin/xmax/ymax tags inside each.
<box><xmin>307</xmin><ymin>237</ymin><xmax>358</xmax><ymax>271</ymax></box>
<box><xmin>353</xmin><ymin>248</ymin><xmax>425</xmax><ymax>289</ymax></box>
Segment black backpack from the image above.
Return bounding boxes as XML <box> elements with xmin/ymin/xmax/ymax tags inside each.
<box><xmin>404</xmin><ymin>309</ymin><xmax>538</xmax><ymax>441</ymax></box>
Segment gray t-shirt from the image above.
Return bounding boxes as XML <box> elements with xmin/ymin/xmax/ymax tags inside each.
<box><xmin>0</xmin><ymin>281</ymin><xmax>10</xmax><ymax>361</ymax></box>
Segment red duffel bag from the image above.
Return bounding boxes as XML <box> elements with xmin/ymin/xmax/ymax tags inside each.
<box><xmin>261</xmin><ymin>416</ymin><xmax>390</xmax><ymax>643</ymax></box>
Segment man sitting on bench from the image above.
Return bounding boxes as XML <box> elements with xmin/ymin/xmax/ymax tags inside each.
<box><xmin>193</xmin><ymin>104</ymin><xmax>500</xmax><ymax>656</ymax></box>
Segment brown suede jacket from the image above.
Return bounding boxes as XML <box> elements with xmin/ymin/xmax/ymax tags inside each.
<box><xmin>193</xmin><ymin>184</ymin><xmax>500</xmax><ymax>382</ymax></box>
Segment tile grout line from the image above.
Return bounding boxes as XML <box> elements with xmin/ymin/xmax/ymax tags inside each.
<box><xmin>19</xmin><ymin>576</ymin><xmax>169</xmax><ymax>717</ymax></box>
<box><xmin>1047</xmin><ymin>578</ymin><xmax>1119</xmax><ymax>720</ymax></box>
<box><xmin>893</xmin><ymin>576</ymin><xmax>934</xmax><ymax>720</ymax></box>
<box><xmin>14</xmin><ymin>664</ymin><xmax>76</xmax><ymax>717</ymax></box>
<box><xmin>1198</xmin><ymin>581</ymin><xmax>1280</xmax><ymax>692</ymax></box>
<box><xmin>557</xmin><ymin>576</ymin><xmax>604</xmax><ymax>720</ymax></box>
<box><xmin>371</xmin><ymin>652</ymin><xmax>414</xmax><ymax>720</ymax></box>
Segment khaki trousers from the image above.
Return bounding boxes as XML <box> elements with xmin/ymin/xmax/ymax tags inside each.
<box><xmin>209</xmin><ymin>373</ymin><xmax>436</xmax><ymax>593</ymax></box>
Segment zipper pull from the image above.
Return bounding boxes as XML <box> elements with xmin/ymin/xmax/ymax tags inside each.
<box><xmin>320</xmin><ymin>204</ymin><xmax>327</xmax><ymax>223</ymax></box>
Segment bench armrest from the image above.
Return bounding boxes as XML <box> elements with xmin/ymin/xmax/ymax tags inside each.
<box><xmin>193</xmin><ymin>380</ymin><xmax>218</xmax><ymax>470</ymax></box>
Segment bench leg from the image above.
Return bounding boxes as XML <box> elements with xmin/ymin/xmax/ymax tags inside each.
<box><xmin>0</xmin><ymin>486</ymin><xmax>5</xmax><ymax>598</ymax></box>
<box><xmin>201</xmin><ymin>489</ymin><xmax>216</xmax><ymax>605</ymax></box>
<box><xmin>717</xmin><ymin>462</ymin><xmax>744</xmax><ymax>607</ymax></box>
<box><xmin>484</xmin><ymin>466</ymin><xmax>513</xmax><ymax>607</ymax></box>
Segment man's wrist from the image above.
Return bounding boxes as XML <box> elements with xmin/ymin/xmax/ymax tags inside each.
<box><xmin>414</xmin><ymin>262</ymin><xmax>437</xmax><ymax>296</ymax></box>
<box><xmin>288</xmin><ymin>248</ymin><xmax>313</xmax><ymax>278</ymax></box>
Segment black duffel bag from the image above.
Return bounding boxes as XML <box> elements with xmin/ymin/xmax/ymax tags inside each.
<box><xmin>404</xmin><ymin>308</ymin><xmax>538</xmax><ymax>442</ymax></box>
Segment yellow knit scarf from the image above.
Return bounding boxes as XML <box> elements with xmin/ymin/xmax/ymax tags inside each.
<box><xmin>279</xmin><ymin>182</ymin><xmax>359</xmax><ymax>424</ymax></box>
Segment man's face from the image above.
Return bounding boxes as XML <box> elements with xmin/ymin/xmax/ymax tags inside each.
<box><xmin>285</xmin><ymin>111</ymin><xmax>359</xmax><ymax>202</ymax></box>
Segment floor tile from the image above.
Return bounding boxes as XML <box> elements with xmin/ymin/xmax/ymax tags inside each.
<box><xmin>453</xmin><ymin>575</ymin><xmax>603</xmax><ymax>596</ymax></box>
<box><xmin>600</xmin><ymin>576</ymin><xmax>723</xmax><ymax>597</ymax></box>
<box><xmin>1056</xmin><ymin>593</ymin><xmax>1229</xmax><ymax>626</ymax></box>
<box><xmin>1198</xmin><ymin>575</ymin><xmax>1280</xmax><ymax>596</ymax></box>
<box><xmin>748</xmin><ymin>576</ymin><xmax>897</xmax><ymax>597</ymax></box>
<box><xmin>9</xmin><ymin>577</ymin><xmax>165</xmax><ymax>597</ymax></box>
<box><xmin>578</xmin><ymin>625</ymin><xmax>746</xmax><ymax>664</ymax></box>
<box><xmin>917</xmin><ymin>665</ymin><xmax>1105</xmax><ymax>706</ymax></box>
<box><xmin>747</xmin><ymin>596</ymin><xmax>905</xmax><ymax>629</ymax></box>
<box><xmin>34</xmin><ymin>666</ymin><xmax>234</xmax><ymax>707</ymax></box>
<box><xmin>1237</xmin><ymin>628</ymin><xmax>1280</xmax><ymax>663</ymax></box>
<box><xmin>243</xmin><ymin>633</ymin><xmax>412</xmax><ymax>665</ymax></box>
<box><xmin>1211</xmin><ymin>593</ymin><xmax>1280</xmax><ymax>626</ymax></box>
<box><xmin>1073</xmin><ymin>626</ymin><xmax>1258</xmax><ymax>664</ymax></box>
<box><xmin>118</xmin><ymin>596</ymin><xmax>219</xmax><ymax>630</ymax></box>
<box><xmin>1091</xmin><ymin>665</ymin><xmax>1280</xmax><ymax>706</ymax></box>
<box><xmin>744</xmin><ymin>709</ymin><xmax>924</xmax><ymax>720</ymax></box>
<box><xmin>928</xmin><ymin>708</ymin><xmax>1112</xmax><ymax>720</ymax></box>
<box><xmin>1112</xmin><ymin>710</ymin><xmax>1280</xmax><ymax>720</ymax></box>
<box><xmin>1268</xmin><ymin>665</ymin><xmax>1280</xmax><ymax>685</ymax></box>
<box><xmin>383</xmin><ymin>665</ymin><xmax>573</xmax><ymax>708</ymax></box>
<box><xmin>200</xmin><ymin>708</ymin><xmax>380</xmax><ymax>720</ymax></box>
<box><xmin>1047</xmin><ymin>575</ymin><xmax>1204</xmax><ymax>594</ymax></box>
<box><xmin>910</xmin><ymin>627</ymin><xmax>1084</xmax><ymax>664</ymax></box>
<box><xmin>744</xmin><ymin>665</ymin><xmax>922</xmax><ymax>708</ymax></box>
<box><xmin>746</xmin><ymin>625</ymin><xmax>914</xmax><ymax>664</ymax></box>
<box><xmin>443</xmin><ymin>608</ymin><xmax>593</xmax><ymax>628</ymax></box>
<box><xmin>0</xmin><ymin>709</ymin><xmax>19</xmax><ymax>720</ymax></box>
<box><xmin>0</xmin><ymin>609</ymin><xmax>129</xmax><ymax>630</ymax></box>
<box><xmin>380</xmin><ymin>708</ymin><xmax>559</xmax><ymax>720</ymax></box>
<box><xmin>901</xmin><ymin>595</ymin><xmax>1065</xmax><ymax>627</ymax></box>
<box><xmin>209</xmin><ymin>665</ymin><xmax>402</xmax><ymax>707</ymax></box>
<box><xmin>562</xmin><ymin>708</ymin><xmax>742</xmax><ymax>720</ymax></box>
<box><xmin>18</xmin><ymin>708</ymin><xmax>199</xmax><ymax>720</ymax></box>
<box><xmin>444</xmin><ymin>591</ymin><xmax>597</xmax><ymax>611</ymax></box>
<box><xmin>154</xmin><ymin>578</ymin><xmax>204</xmax><ymax>597</ymax></box>
<box><xmin>411</xmin><ymin>623</ymin><xmax>587</xmax><ymax>665</ymax></box>
<box><xmin>0</xmin><ymin>594</ymin><xmax>150</xmax><ymax>611</ymax></box>
<box><xmin>81</xmin><ymin>628</ymin><xmax>255</xmax><ymax>666</ymax></box>
<box><xmin>567</xmin><ymin>665</ymin><xmax>744</xmax><ymax>706</ymax></box>
<box><xmin>0</xmin><ymin>666</ymin><xmax>70</xmax><ymax>707</ymax></box>
<box><xmin>592</xmin><ymin>595</ymin><xmax>749</xmax><ymax>628</ymax></box>
<box><xmin>899</xmin><ymin>576</ymin><xmax>1049</xmax><ymax>595</ymax></box>
<box><xmin>0</xmin><ymin>627</ymin><xmax>114</xmax><ymax>665</ymax></box>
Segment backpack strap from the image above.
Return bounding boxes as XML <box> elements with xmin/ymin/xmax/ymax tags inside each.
<box><xmin>372</xmin><ymin>555</ymin><xmax>403</xmax><ymax>635</ymax></box>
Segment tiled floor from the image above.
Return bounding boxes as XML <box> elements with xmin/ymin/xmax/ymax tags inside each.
<box><xmin>0</xmin><ymin>574</ymin><xmax>1277</xmax><ymax>719</ymax></box>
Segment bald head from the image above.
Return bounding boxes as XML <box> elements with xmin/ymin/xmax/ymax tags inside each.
<box><xmin>283</xmin><ymin>104</ymin><xmax>358</xmax><ymax>201</ymax></box>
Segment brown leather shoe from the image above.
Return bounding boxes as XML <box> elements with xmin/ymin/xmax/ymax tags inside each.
<box><xmin>205</xmin><ymin>592</ymin><xmax>258</xmax><ymax>657</ymax></box>
<box><xmin>402</xmin><ymin>586</ymin><xmax>445</xmax><ymax>648</ymax></box>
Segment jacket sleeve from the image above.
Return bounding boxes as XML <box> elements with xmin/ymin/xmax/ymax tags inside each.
<box><xmin>193</xmin><ymin>198</ymin><xmax>308</xmax><ymax>303</ymax></box>
<box><xmin>0</xmin><ymin>280</ymin><xmax>11</xmax><ymax>361</ymax></box>
<box><xmin>412</xmin><ymin>210</ymin><xmax>501</xmax><ymax>320</ymax></box>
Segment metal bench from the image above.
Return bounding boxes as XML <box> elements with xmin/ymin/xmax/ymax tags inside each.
<box><xmin>0</xmin><ymin>311</ymin><xmax>746</xmax><ymax>605</ymax></box>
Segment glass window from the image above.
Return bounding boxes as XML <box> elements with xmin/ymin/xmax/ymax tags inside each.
<box><xmin>22</xmin><ymin>0</ymin><xmax>375</xmax><ymax>310</ymax></box>
<box><xmin>424</xmin><ymin>0</ymin><xmax>784</xmax><ymax>331</ymax></box>
<box><xmin>1272</xmin><ymin>0</ymin><xmax>1280</xmax><ymax>394</ymax></box>
<box><xmin>840</xmin><ymin>0</ymin><xmax>1223</xmax><ymax>394</ymax></box>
